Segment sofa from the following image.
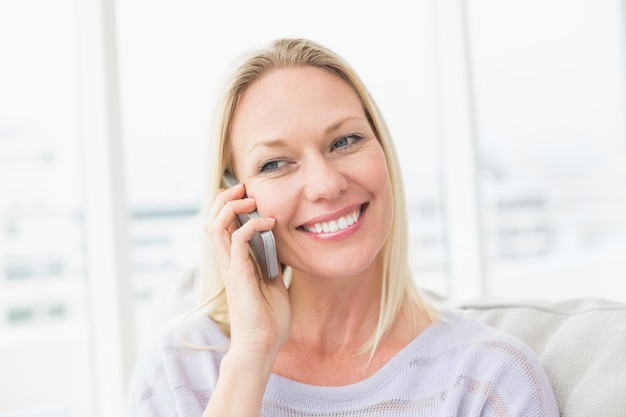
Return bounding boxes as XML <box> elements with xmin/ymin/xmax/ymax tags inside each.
<box><xmin>457</xmin><ymin>296</ymin><xmax>626</xmax><ymax>416</ymax></box>
<box><xmin>147</xmin><ymin>268</ymin><xmax>626</xmax><ymax>416</ymax></box>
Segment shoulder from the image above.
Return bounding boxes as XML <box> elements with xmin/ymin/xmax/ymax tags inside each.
<box><xmin>425</xmin><ymin>309</ymin><xmax>542</xmax><ymax>360</ymax></box>
<box><xmin>137</xmin><ymin>313</ymin><xmax>229</xmax><ymax>369</ymax></box>
<box><xmin>127</xmin><ymin>314</ymin><xmax>229</xmax><ymax>415</ymax></box>
<box><xmin>423</xmin><ymin>310</ymin><xmax>546</xmax><ymax>380</ymax></box>
<box><xmin>415</xmin><ymin>310</ymin><xmax>559</xmax><ymax>416</ymax></box>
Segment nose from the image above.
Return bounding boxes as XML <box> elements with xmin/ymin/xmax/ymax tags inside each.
<box><xmin>301</xmin><ymin>156</ymin><xmax>348</xmax><ymax>202</ymax></box>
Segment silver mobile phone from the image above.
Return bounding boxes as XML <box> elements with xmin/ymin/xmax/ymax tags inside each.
<box><xmin>222</xmin><ymin>171</ymin><xmax>279</xmax><ymax>279</ymax></box>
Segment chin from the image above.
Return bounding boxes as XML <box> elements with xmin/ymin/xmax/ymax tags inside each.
<box><xmin>292</xmin><ymin>250</ymin><xmax>383</xmax><ymax>281</ymax></box>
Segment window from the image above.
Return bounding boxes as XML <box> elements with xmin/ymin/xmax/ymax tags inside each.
<box><xmin>466</xmin><ymin>0</ymin><xmax>626</xmax><ymax>300</ymax></box>
<box><xmin>0</xmin><ymin>0</ymin><xmax>95</xmax><ymax>414</ymax></box>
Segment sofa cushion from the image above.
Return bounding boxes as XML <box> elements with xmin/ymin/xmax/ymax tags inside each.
<box><xmin>457</xmin><ymin>297</ymin><xmax>626</xmax><ymax>417</ymax></box>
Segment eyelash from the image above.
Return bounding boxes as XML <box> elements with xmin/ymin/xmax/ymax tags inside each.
<box><xmin>332</xmin><ymin>133</ymin><xmax>364</xmax><ymax>150</ymax></box>
<box><xmin>257</xmin><ymin>133</ymin><xmax>366</xmax><ymax>174</ymax></box>
<box><xmin>258</xmin><ymin>159</ymin><xmax>286</xmax><ymax>174</ymax></box>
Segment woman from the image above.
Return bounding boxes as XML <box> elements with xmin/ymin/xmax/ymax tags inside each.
<box><xmin>128</xmin><ymin>38</ymin><xmax>558</xmax><ymax>417</ymax></box>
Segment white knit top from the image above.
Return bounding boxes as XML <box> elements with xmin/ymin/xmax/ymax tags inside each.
<box><xmin>127</xmin><ymin>311</ymin><xmax>559</xmax><ymax>416</ymax></box>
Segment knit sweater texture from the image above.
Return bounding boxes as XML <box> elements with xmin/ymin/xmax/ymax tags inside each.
<box><xmin>127</xmin><ymin>310</ymin><xmax>559</xmax><ymax>416</ymax></box>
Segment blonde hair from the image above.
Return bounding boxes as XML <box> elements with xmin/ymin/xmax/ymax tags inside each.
<box><xmin>199</xmin><ymin>38</ymin><xmax>437</xmax><ymax>355</ymax></box>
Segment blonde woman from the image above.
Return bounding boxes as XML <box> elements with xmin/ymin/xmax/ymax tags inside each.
<box><xmin>128</xmin><ymin>38</ymin><xmax>558</xmax><ymax>417</ymax></box>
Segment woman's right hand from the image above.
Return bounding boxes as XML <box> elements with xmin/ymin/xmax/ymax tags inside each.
<box><xmin>204</xmin><ymin>182</ymin><xmax>291</xmax><ymax>365</ymax></box>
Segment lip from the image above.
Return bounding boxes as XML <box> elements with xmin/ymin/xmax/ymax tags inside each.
<box><xmin>299</xmin><ymin>203</ymin><xmax>365</xmax><ymax>227</ymax></box>
<box><xmin>297</xmin><ymin>203</ymin><xmax>368</xmax><ymax>240</ymax></box>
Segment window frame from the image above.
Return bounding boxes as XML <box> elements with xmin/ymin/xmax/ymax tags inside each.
<box><xmin>77</xmin><ymin>0</ymin><xmax>135</xmax><ymax>414</ymax></box>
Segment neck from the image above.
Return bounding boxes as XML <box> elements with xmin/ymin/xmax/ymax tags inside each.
<box><xmin>286</xmin><ymin>261</ymin><xmax>384</xmax><ymax>356</ymax></box>
<box><xmin>274</xmin><ymin>261</ymin><xmax>432</xmax><ymax>386</ymax></box>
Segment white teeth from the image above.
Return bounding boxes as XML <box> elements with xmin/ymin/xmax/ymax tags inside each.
<box><xmin>303</xmin><ymin>207</ymin><xmax>362</xmax><ymax>234</ymax></box>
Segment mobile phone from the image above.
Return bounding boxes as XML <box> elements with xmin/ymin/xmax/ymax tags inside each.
<box><xmin>222</xmin><ymin>171</ymin><xmax>279</xmax><ymax>279</ymax></box>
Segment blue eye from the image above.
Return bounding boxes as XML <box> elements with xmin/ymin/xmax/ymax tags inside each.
<box><xmin>332</xmin><ymin>134</ymin><xmax>363</xmax><ymax>150</ymax></box>
<box><xmin>259</xmin><ymin>160</ymin><xmax>285</xmax><ymax>173</ymax></box>
<box><xmin>334</xmin><ymin>137</ymin><xmax>349</xmax><ymax>148</ymax></box>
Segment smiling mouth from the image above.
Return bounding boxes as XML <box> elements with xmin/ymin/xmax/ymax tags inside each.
<box><xmin>299</xmin><ymin>204</ymin><xmax>365</xmax><ymax>234</ymax></box>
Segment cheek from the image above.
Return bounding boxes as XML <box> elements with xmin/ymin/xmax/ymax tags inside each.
<box><xmin>367</xmin><ymin>153</ymin><xmax>395</xmax><ymax>233</ymax></box>
<box><xmin>363</xmin><ymin>148</ymin><xmax>392</xmax><ymax>198</ymax></box>
<box><xmin>249</xmin><ymin>183</ymin><xmax>294</xmax><ymax>223</ymax></box>
<box><xmin>378</xmin><ymin>172</ymin><xmax>394</xmax><ymax>226</ymax></box>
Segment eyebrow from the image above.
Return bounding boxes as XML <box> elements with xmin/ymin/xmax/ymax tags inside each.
<box><xmin>249</xmin><ymin>138</ymin><xmax>288</xmax><ymax>151</ymax></box>
<box><xmin>324</xmin><ymin>115</ymin><xmax>365</xmax><ymax>134</ymax></box>
<box><xmin>249</xmin><ymin>115</ymin><xmax>367</xmax><ymax>151</ymax></box>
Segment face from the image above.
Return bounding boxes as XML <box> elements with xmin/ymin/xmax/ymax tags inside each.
<box><xmin>229</xmin><ymin>66</ymin><xmax>393</xmax><ymax>280</ymax></box>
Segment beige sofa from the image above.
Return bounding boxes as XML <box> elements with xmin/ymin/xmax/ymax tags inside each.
<box><xmin>148</xmin><ymin>269</ymin><xmax>626</xmax><ymax>416</ymax></box>
<box><xmin>458</xmin><ymin>297</ymin><xmax>626</xmax><ymax>417</ymax></box>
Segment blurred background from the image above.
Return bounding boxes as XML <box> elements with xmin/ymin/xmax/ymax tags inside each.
<box><xmin>1</xmin><ymin>0</ymin><xmax>625</xmax><ymax>415</ymax></box>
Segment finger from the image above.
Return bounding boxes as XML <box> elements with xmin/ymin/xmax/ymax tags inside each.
<box><xmin>209</xmin><ymin>197</ymin><xmax>258</xmax><ymax>236</ymax></box>
<box><xmin>228</xmin><ymin>217</ymin><xmax>277</xmax><ymax>281</ymax></box>
<box><xmin>204</xmin><ymin>197</ymin><xmax>257</xmax><ymax>271</ymax></box>
<box><xmin>204</xmin><ymin>199</ymin><xmax>255</xmax><ymax>266</ymax></box>
<box><xmin>207</xmin><ymin>182</ymin><xmax>246</xmax><ymax>221</ymax></box>
<box><xmin>205</xmin><ymin>191</ymin><xmax>256</xmax><ymax>240</ymax></box>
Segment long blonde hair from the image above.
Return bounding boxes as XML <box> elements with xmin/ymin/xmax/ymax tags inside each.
<box><xmin>199</xmin><ymin>38</ymin><xmax>437</xmax><ymax>355</ymax></box>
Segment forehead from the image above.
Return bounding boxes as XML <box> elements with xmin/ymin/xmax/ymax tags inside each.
<box><xmin>240</xmin><ymin>65</ymin><xmax>357</xmax><ymax>107</ymax></box>
<box><xmin>229</xmin><ymin>66</ymin><xmax>365</xmax><ymax>150</ymax></box>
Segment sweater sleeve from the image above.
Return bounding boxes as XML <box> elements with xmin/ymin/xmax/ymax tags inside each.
<box><xmin>478</xmin><ymin>339</ymin><xmax>559</xmax><ymax>417</ymax></box>
<box><xmin>126</xmin><ymin>317</ymin><xmax>227</xmax><ymax>417</ymax></box>
<box><xmin>126</xmin><ymin>325</ymin><xmax>180</xmax><ymax>417</ymax></box>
